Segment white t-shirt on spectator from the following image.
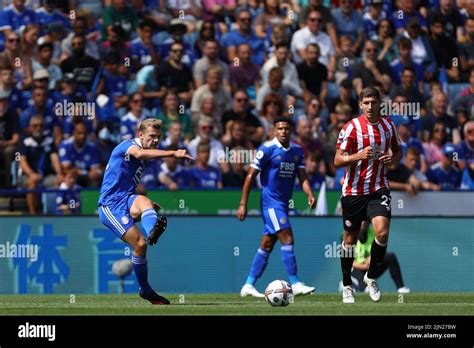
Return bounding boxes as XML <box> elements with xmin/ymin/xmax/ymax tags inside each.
<box><xmin>260</xmin><ymin>56</ymin><xmax>300</xmax><ymax>86</ymax></box>
<box><xmin>290</xmin><ymin>27</ymin><xmax>334</xmax><ymax>66</ymax></box>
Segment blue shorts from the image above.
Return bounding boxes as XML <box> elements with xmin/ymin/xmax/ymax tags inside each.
<box><xmin>98</xmin><ymin>194</ymin><xmax>138</xmax><ymax>239</ymax></box>
<box><xmin>262</xmin><ymin>207</ymin><xmax>291</xmax><ymax>235</ymax></box>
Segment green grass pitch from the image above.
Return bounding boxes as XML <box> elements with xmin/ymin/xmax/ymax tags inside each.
<box><xmin>0</xmin><ymin>293</ymin><xmax>472</xmax><ymax>315</ymax></box>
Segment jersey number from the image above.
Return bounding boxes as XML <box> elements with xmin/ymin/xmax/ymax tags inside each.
<box><xmin>381</xmin><ymin>195</ymin><xmax>391</xmax><ymax>209</ymax></box>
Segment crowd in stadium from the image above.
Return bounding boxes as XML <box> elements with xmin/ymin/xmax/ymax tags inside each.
<box><xmin>0</xmin><ymin>0</ymin><xmax>473</xmax><ymax>214</ymax></box>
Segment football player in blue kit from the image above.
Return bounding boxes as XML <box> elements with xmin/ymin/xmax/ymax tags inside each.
<box><xmin>98</xmin><ymin>118</ymin><xmax>193</xmax><ymax>304</ymax></box>
<box><xmin>237</xmin><ymin>117</ymin><xmax>317</xmax><ymax>297</ymax></box>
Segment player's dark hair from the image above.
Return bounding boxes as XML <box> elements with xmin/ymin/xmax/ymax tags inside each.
<box><xmin>273</xmin><ymin>116</ymin><xmax>293</xmax><ymax>128</ymax></box>
<box><xmin>359</xmin><ymin>87</ymin><xmax>380</xmax><ymax>101</ymax></box>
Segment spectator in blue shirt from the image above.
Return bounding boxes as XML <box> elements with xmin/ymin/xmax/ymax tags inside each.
<box><xmin>18</xmin><ymin>115</ymin><xmax>62</xmax><ymax>214</ymax></box>
<box><xmin>189</xmin><ymin>142</ymin><xmax>223</xmax><ymax>189</ymax></box>
<box><xmin>455</xmin><ymin>121</ymin><xmax>474</xmax><ymax>171</ymax></box>
<box><xmin>0</xmin><ymin>59</ymin><xmax>23</xmax><ymax>114</ymax></box>
<box><xmin>221</xmin><ymin>9</ymin><xmax>265</xmax><ymax>66</ymax></box>
<box><xmin>20</xmin><ymin>85</ymin><xmax>62</xmax><ymax>145</ymax></box>
<box><xmin>391</xmin><ymin>0</ymin><xmax>428</xmax><ymax>34</ymax></box>
<box><xmin>131</xmin><ymin>19</ymin><xmax>160</xmax><ymax>72</ymax></box>
<box><xmin>0</xmin><ymin>0</ymin><xmax>37</xmax><ymax>33</ymax></box>
<box><xmin>331</xmin><ymin>0</ymin><xmax>365</xmax><ymax>54</ymax></box>
<box><xmin>390</xmin><ymin>37</ymin><xmax>425</xmax><ymax>89</ymax></box>
<box><xmin>96</xmin><ymin>52</ymin><xmax>128</xmax><ymax>109</ymax></box>
<box><xmin>36</xmin><ymin>0</ymin><xmax>71</xmax><ymax>36</ymax></box>
<box><xmin>362</xmin><ymin>0</ymin><xmax>386</xmax><ymax>39</ymax></box>
<box><xmin>55</xmin><ymin>168</ymin><xmax>81</xmax><ymax>215</ymax></box>
<box><xmin>120</xmin><ymin>92</ymin><xmax>151</xmax><ymax>141</ymax></box>
<box><xmin>157</xmin><ymin>146</ymin><xmax>193</xmax><ymax>190</ymax></box>
<box><xmin>58</xmin><ymin>121</ymin><xmax>103</xmax><ymax>187</ymax></box>
<box><xmin>426</xmin><ymin>143</ymin><xmax>462</xmax><ymax>190</ymax></box>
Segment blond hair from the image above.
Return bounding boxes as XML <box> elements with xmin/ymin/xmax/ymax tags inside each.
<box><xmin>138</xmin><ymin>118</ymin><xmax>163</xmax><ymax>133</ymax></box>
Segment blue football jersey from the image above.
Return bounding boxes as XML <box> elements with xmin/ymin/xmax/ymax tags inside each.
<box><xmin>58</xmin><ymin>138</ymin><xmax>100</xmax><ymax>175</ymax></box>
<box><xmin>0</xmin><ymin>5</ymin><xmax>37</xmax><ymax>31</ymax></box>
<box><xmin>98</xmin><ymin>138</ymin><xmax>145</xmax><ymax>206</ymax></box>
<box><xmin>251</xmin><ymin>138</ymin><xmax>305</xmax><ymax>210</ymax></box>
<box><xmin>188</xmin><ymin>165</ymin><xmax>222</xmax><ymax>189</ymax></box>
<box><xmin>426</xmin><ymin>163</ymin><xmax>462</xmax><ymax>191</ymax></box>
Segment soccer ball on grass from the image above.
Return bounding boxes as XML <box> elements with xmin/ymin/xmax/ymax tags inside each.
<box><xmin>264</xmin><ymin>280</ymin><xmax>293</xmax><ymax>307</ymax></box>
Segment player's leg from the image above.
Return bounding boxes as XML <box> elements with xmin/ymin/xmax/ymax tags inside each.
<box><xmin>121</xmin><ymin>224</ymin><xmax>170</xmax><ymax>304</ymax></box>
<box><xmin>241</xmin><ymin>234</ymin><xmax>277</xmax><ymax>298</ymax></box>
<box><xmin>98</xmin><ymin>204</ymin><xmax>169</xmax><ymax>304</ymax></box>
<box><xmin>129</xmin><ymin>194</ymin><xmax>167</xmax><ymax>245</ymax></box>
<box><xmin>340</xmin><ymin>195</ymin><xmax>367</xmax><ymax>303</ymax></box>
<box><xmin>276</xmin><ymin>228</ymin><xmax>314</xmax><ymax>295</ymax></box>
<box><xmin>364</xmin><ymin>190</ymin><xmax>392</xmax><ymax>301</ymax></box>
<box><xmin>382</xmin><ymin>252</ymin><xmax>410</xmax><ymax>293</ymax></box>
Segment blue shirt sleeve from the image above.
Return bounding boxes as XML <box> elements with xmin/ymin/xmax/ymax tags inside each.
<box><xmin>58</xmin><ymin>142</ymin><xmax>71</xmax><ymax>164</ymax></box>
<box><xmin>251</xmin><ymin>145</ymin><xmax>271</xmax><ymax>171</ymax></box>
<box><xmin>0</xmin><ymin>9</ymin><xmax>11</xmax><ymax>30</ymax></box>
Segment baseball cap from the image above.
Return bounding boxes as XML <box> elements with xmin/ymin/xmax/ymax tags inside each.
<box><xmin>443</xmin><ymin>143</ymin><xmax>456</xmax><ymax>156</ymax></box>
<box><xmin>370</xmin><ymin>0</ymin><xmax>383</xmax><ymax>5</ymax></box>
<box><xmin>33</xmin><ymin>69</ymin><xmax>49</xmax><ymax>80</ymax></box>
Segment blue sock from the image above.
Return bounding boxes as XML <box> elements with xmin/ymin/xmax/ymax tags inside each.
<box><xmin>281</xmin><ymin>244</ymin><xmax>299</xmax><ymax>285</ymax></box>
<box><xmin>141</xmin><ymin>208</ymin><xmax>157</xmax><ymax>237</ymax></box>
<box><xmin>245</xmin><ymin>248</ymin><xmax>270</xmax><ymax>285</ymax></box>
<box><xmin>131</xmin><ymin>255</ymin><xmax>153</xmax><ymax>293</ymax></box>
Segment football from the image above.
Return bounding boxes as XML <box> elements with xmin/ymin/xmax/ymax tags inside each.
<box><xmin>264</xmin><ymin>280</ymin><xmax>293</xmax><ymax>307</ymax></box>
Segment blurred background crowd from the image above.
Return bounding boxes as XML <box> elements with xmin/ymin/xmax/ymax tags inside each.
<box><xmin>0</xmin><ymin>0</ymin><xmax>473</xmax><ymax>214</ymax></box>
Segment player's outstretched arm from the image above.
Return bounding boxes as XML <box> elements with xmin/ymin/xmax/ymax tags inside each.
<box><xmin>128</xmin><ymin>146</ymin><xmax>195</xmax><ymax>161</ymax></box>
<box><xmin>237</xmin><ymin>167</ymin><xmax>259</xmax><ymax>221</ymax></box>
<box><xmin>297</xmin><ymin>168</ymin><xmax>316</xmax><ymax>209</ymax></box>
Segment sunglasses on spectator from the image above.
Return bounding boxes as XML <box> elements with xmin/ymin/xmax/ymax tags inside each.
<box><xmin>8</xmin><ymin>38</ymin><xmax>20</xmax><ymax>42</ymax></box>
<box><xmin>31</xmin><ymin>123</ymin><xmax>44</xmax><ymax>128</ymax></box>
<box><xmin>239</xmin><ymin>17</ymin><xmax>251</xmax><ymax>22</ymax></box>
<box><xmin>236</xmin><ymin>98</ymin><xmax>248</xmax><ymax>102</ymax></box>
<box><xmin>308</xmin><ymin>17</ymin><xmax>322</xmax><ymax>22</ymax></box>
<box><xmin>171</xmin><ymin>48</ymin><xmax>184</xmax><ymax>53</ymax></box>
<box><xmin>201</xmin><ymin>125</ymin><xmax>213</xmax><ymax>130</ymax></box>
<box><xmin>366</xmin><ymin>48</ymin><xmax>376</xmax><ymax>52</ymax></box>
<box><xmin>132</xmin><ymin>99</ymin><xmax>143</xmax><ymax>103</ymax></box>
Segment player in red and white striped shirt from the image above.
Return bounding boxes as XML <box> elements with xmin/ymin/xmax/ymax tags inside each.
<box><xmin>334</xmin><ymin>87</ymin><xmax>402</xmax><ymax>304</ymax></box>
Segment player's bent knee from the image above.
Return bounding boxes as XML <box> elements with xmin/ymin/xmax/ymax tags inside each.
<box><xmin>134</xmin><ymin>238</ymin><xmax>147</xmax><ymax>254</ymax></box>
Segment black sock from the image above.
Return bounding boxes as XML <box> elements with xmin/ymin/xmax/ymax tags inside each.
<box><xmin>340</xmin><ymin>242</ymin><xmax>354</xmax><ymax>286</ymax></box>
<box><xmin>367</xmin><ymin>239</ymin><xmax>387</xmax><ymax>279</ymax></box>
